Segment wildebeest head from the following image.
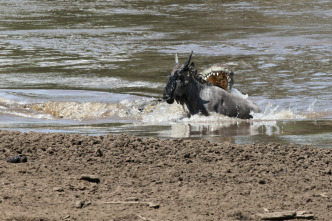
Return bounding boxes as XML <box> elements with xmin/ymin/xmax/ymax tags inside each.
<box><xmin>163</xmin><ymin>51</ymin><xmax>195</xmax><ymax>104</ymax></box>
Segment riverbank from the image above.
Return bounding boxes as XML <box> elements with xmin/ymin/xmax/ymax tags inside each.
<box><xmin>0</xmin><ymin>130</ymin><xmax>331</xmax><ymax>220</ymax></box>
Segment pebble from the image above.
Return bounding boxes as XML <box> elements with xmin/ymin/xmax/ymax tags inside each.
<box><xmin>94</xmin><ymin>149</ymin><xmax>103</xmax><ymax>157</ymax></box>
<box><xmin>256</xmin><ymin>211</ymin><xmax>296</xmax><ymax>220</ymax></box>
<box><xmin>256</xmin><ymin>210</ymin><xmax>314</xmax><ymax>220</ymax></box>
<box><xmin>7</xmin><ymin>155</ymin><xmax>28</xmax><ymax>163</ymax></box>
<box><xmin>75</xmin><ymin>200</ymin><xmax>84</xmax><ymax>208</ymax></box>
<box><xmin>296</xmin><ymin>211</ymin><xmax>314</xmax><ymax>219</ymax></box>
<box><xmin>53</xmin><ymin>187</ymin><xmax>64</xmax><ymax>192</ymax></box>
<box><xmin>79</xmin><ymin>175</ymin><xmax>100</xmax><ymax>183</ymax></box>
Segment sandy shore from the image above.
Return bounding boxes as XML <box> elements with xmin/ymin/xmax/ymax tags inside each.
<box><xmin>0</xmin><ymin>130</ymin><xmax>331</xmax><ymax>221</ymax></box>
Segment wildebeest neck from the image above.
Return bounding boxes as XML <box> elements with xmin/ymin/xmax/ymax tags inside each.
<box><xmin>182</xmin><ymin>77</ymin><xmax>209</xmax><ymax>116</ymax></box>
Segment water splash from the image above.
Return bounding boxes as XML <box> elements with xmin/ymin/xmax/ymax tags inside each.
<box><xmin>0</xmin><ymin>89</ymin><xmax>323</xmax><ymax>125</ymax></box>
<box><xmin>0</xmin><ymin>93</ymin><xmax>154</xmax><ymax>121</ymax></box>
<box><xmin>251</xmin><ymin>102</ymin><xmax>306</xmax><ymax>120</ymax></box>
<box><xmin>23</xmin><ymin>98</ymin><xmax>157</xmax><ymax>121</ymax></box>
<box><xmin>27</xmin><ymin>101</ymin><xmax>118</xmax><ymax>120</ymax></box>
<box><xmin>230</xmin><ymin>88</ymin><xmax>248</xmax><ymax>99</ymax></box>
<box><xmin>142</xmin><ymin>102</ymin><xmax>187</xmax><ymax>124</ymax></box>
<box><xmin>307</xmin><ymin>99</ymin><xmax>316</xmax><ymax>112</ymax></box>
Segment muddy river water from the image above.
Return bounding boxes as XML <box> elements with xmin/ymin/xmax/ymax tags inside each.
<box><xmin>0</xmin><ymin>0</ymin><xmax>331</xmax><ymax>147</ymax></box>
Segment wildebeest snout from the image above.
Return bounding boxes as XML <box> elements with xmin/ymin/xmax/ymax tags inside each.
<box><xmin>163</xmin><ymin>75</ymin><xmax>177</xmax><ymax>104</ymax></box>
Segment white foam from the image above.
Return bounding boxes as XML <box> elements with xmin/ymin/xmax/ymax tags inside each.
<box><xmin>142</xmin><ymin>102</ymin><xmax>187</xmax><ymax>124</ymax></box>
<box><xmin>0</xmin><ymin>108</ymin><xmax>55</xmax><ymax>120</ymax></box>
<box><xmin>0</xmin><ymin>73</ymin><xmax>164</xmax><ymax>90</ymax></box>
<box><xmin>306</xmin><ymin>99</ymin><xmax>316</xmax><ymax>112</ymax></box>
<box><xmin>230</xmin><ymin>88</ymin><xmax>248</xmax><ymax>99</ymax></box>
<box><xmin>0</xmin><ymin>89</ymin><xmax>322</xmax><ymax>125</ymax></box>
<box><xmin>142</xmin><ymin>94</ymin><xmax>319</xmax><ymax>126</ymax></box>
<box><xmin>252</xmin><ymin>102</ymin><xmax>306</xmax><ymax>120</ymax></box>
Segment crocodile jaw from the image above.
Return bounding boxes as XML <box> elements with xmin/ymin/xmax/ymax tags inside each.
<box><xmin>200</xmin><ymin>64</ymin><xmax>234</xmax><ymax>91</ymax></box>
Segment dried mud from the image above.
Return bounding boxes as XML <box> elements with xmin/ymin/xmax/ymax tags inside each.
<box><xmin>0</xmin><ymin>130</ymin><xmax>331</xmax><ymax>221</ymax></box>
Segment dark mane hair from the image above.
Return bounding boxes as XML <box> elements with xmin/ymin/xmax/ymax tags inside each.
<box><xmin>186</xmin><ymin>63</ymin><xmax>212</xmax><ymax>87</ymax></box>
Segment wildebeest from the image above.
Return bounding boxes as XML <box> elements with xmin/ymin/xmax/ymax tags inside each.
<box><xmin>163</xmin><ymin>51</ymin><xmax>260</xmax><ymax>119</ymax></box>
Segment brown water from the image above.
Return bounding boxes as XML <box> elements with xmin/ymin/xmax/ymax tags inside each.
<box><xmin>0</xmin><ymin>0</ymin><xmax>331</xmax><ymax>147</ymax></box>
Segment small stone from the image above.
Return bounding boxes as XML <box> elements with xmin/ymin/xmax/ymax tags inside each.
<box><xmin>295</xmin><ymin>211</ymin><xmax>314</xmax><ymax>219</ymax></box>
<box><xmin>94</xmin><ymin>149</ymin><xmax>103</xmax><ymax>157</ymax></box>
<box><xmin>256</xmin><ymin>211</ymin><xmax>296</xmax><ymax>220</ymax></box>
<box><xmin>53</xmin><ymin>187</ymin><xmax>64</xmax><ymax>192</ymax></box>
<box><xmin>125</xmin><ymin>197</ymin><xmax>139</xmax><ymax>202</ymax></box>
<box><xmin>259</xmin><ymin>180</ymin><xmax>266</xmax><ymax>185</ymax></box>
<box><xmin>79</xmin><ymin>175</ymin><xmax>100</xmax><ymax>183</ymax></box>
<box><xmin>7</xmin><ymin>155</ymin><xmax>28</xmax><ymax>163</ymax></box>
<box><xmin>306</xmin><ymin>198</ymin><xmax>313</xmax><ymax>203</ymax></box>
<box><xmin>78</xmin><ymin>185</ymin><xmax>86</xmax><ymax>191</ymax></box>
<box><xmin>324</xmin><ymin>168</ymin><xmax>332</xmax><ymax>175</ymax></box>
<box><xmin>148</xmin><ymin>202</ymin><xmax>160</xmax><ymax>209</ymax></box>
<box><xmin>47</xmin><ymin>147</ymin><xmax>54</xmax><ymax>155</ymax></box>
<box><xmin>75</xmin><ymin>200</ymin><xmax>84</xmax><ymax>208</ymax></box>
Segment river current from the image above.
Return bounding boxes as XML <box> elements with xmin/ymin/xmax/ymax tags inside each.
<box><xmin>0</xmin><ymin>1</ymin><xmax>331</xmax><ymax>147</ymax></box>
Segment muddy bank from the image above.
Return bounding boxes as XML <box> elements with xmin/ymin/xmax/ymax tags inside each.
<box><xmin>0</xmin><ymin>130</ymin><xmax>331</xmax><ymax>221</ymax></box>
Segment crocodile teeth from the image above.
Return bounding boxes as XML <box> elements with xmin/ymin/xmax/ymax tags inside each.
<box><xmin>202</xmin><ymin>71</ymin><xmax>224</xmax><ymax>80</ymax></box>
<box><xmin>198</xmin><ymin>63</ymin><xmax>234</xmax><ymax>91</ymax></box>
<box><xmin>200</xmin><ymin>64</ymin><xmax>233</xmax><ymax>78</ymax></box>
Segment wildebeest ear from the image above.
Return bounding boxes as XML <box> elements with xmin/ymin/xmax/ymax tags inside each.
<box><xmin>183</xmin><ymin>51</ymin><xmax>193</xmax><ymax>67</ymax></box>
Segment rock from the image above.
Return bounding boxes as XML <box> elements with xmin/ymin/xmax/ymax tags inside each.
<box><xmin>94</xmin><ymin>148</ymin><xmax>103</xmax><ymax>157</ymax></box>
<box><xmin>75</xmin><ymin>200</ymin><xmax>84</xmax><ymax>208</ymax></box>
<box><xmin>148</xmin><ymin>202</ymin><xmax>160</xmax><ymax>209</ymax></box>
<box><xmin>47</xmin><ymin>147</ymin><xmax>55</xmax><ymax>155</ymax></box>
<box><xmin>256</xmin><ymin>211</ymin><xmax>296</xmax><ymax>220</ymax></box>
<box><xmin>7</xmin><ymin>155</ymin><xmax>28</xmax><ymax>163</ymax></box>
<box><xmin>64</xmin><ymin>215</ymin><xmax>70</xmax><ymax>219</ymax></box>
<box><xmin>79</xmin><ymin>175</ymin><xmax>100</xmax><ymax>183</ymax></box>
<box><xmin>125</xmin><ymin>197</ymin><xmax>140</xmax><ymax>202</ymax></box>
<box><xmin>78</xmin><ymin>185</ymin><xmax>86</xmax><ymax>191</ymax></box>
<box><xmin>259</xmin><ymin>180</ymin><xmax>266</xmax><ymax>185</ymax></box>
<box><xmin>53</xmin><ymin>187</ymin><xmax>64</xmax><ymax>192</ymax></box>
<box><xmin>295</xmin><ymin>211</ymin><xmax>314</xmax><ymax>219</ymax></box>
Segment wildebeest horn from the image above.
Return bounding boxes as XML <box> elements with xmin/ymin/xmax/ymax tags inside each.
<box><xmin>183</xmin><ymin>51</ymin><xmax>193</xmax><ymax>67</ymax></box>
<box><xmin>175</xmin><ymin>54</ymin><xmax>178</xmax><ymax>65</ymax></box>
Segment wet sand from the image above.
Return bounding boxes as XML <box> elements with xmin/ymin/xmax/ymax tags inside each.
<box><xmin>0</xmin><ymin>130</ymin><xmax>331</xmax><ymax>221</ymax></box>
